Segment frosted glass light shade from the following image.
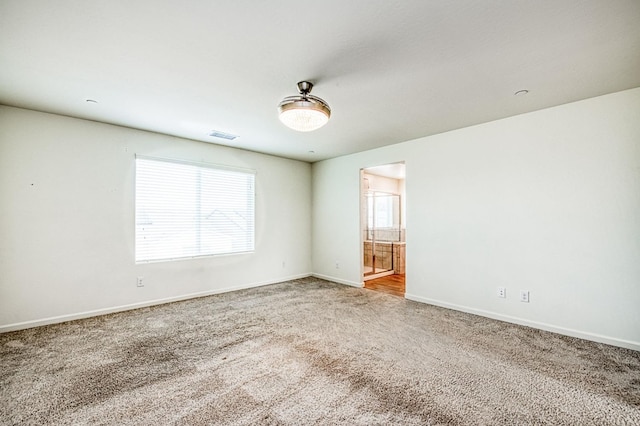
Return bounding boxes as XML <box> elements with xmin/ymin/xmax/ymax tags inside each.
<box><xmin>278</xmin><ymin>100</ymin><xmax>330</xmax><ymax>132</ymax></box>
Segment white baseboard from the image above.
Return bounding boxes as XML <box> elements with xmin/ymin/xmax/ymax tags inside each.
<box><xmin>312</xmin><ymin>273</ymin><xmax>364</xmax><ymax>288</ymax></box>
<box><xmin>363</xmin><ymin>270</ymin><xmax>395</xmax><ymax>281</ymax></box>
<box><xmin>0</xmin><ymin>273</ymin><xmax>312</xmax><ymax>334</ymax></box>
<box><xmin>5</xmin><ymin>276</ymin><xmax>635</xmax><ymax>352</ymax></box>
<box><xmin>405</xmin><ymin>293</ymin><xmax>640</xmax><ymax>352</ymax></box>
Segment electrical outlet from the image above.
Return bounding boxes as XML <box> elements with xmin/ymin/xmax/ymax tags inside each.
<box><xmin>282</xmin><ymin>261</ymin><xmax>286</xmax><ymax>268</ymax></box>
<box><xmin>497</xmin><ymin>287</ymin><xmax>506</xmax><ymax>298</ymax></box>
<box><xmin>335</xmin><ymin>261</ymin><xmax>340</xmax><ymax>269</ymax></box>
<box><xmin>520</xmin><ymin>290</ymin><xmax>530</xmax><ymax>303</ymax></box>
<box><xmin>137</xmin><ymin>277</ymin><xmax>144</xmax><ymax>287</ymax></box>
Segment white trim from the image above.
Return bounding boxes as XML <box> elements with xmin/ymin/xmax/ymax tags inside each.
<box><xmin>0</xmin><ymin>273</ymin><xmax>311</xmax><ymax>333</ymax></box>
<box><xmin>405</xmin><ymin>293</ymin><xmax>640</xmax><ymax>352</ymax></box>
<box><xmin>363</xmin><ymin>270</ymin><xmax>395</xmax><ymax>281</ymax></box>
<box><xmin>312</xmin><ymin>273</ymin><xmax>364</xmax><ymax>288</ymax></box>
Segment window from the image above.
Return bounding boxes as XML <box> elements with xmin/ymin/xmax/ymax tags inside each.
<box><xmin>367</xmin><ymin>192</ymin><xmax>396</xmax><ymax>229</ymax></box>
<box><xmin>135</xmin><ymin>156</ymin><xmax>255</xmax><ymax>263</ymax></box>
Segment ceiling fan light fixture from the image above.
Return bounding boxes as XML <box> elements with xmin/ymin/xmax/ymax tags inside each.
<box><xmin>278</xmin><ymin>81</ymin><xmax>331</xmax><ymax>132</ymax></box>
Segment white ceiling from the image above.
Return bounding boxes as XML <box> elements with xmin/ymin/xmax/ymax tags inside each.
<box><xmin>1</xmin><ymin>1</ymin><xmax>639</xmax><ymax>163</ymax></box>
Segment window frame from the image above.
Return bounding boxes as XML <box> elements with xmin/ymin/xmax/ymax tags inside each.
<box><xmin>134</xmin><ymin>155</ymin><xmax>256</xmax><ymax>264</ymax></box>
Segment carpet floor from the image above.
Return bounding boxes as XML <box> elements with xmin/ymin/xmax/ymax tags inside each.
<box><xmin>1</xmin><ymin>277</ymin><xmax>639</xmax><ymax>425</ymax></box>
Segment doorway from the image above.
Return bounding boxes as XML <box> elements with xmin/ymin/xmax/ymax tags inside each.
<box><xmin>361</xmin><ymin>162</ymin><xmax>406</xmax><ymax>296</ymax></box>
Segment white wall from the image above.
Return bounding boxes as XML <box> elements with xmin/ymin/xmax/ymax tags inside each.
<box><xmin>0</xmin><ymin>106</ymin><xmax>312</xmax><ymax>331</ymax></box>
<box><xmin>312</xmin><ymin>88</ymin><xmax>640</xmax><ymax>350</ymax></box>
<box><xmin>363</xmin><ymin>173</ymin><xmax>401</xmax><ymax>194</ymax></box>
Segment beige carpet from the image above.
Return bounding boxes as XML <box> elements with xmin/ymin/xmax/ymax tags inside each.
<box><xmin>1</xmin><ymin>277</ymin><xmax>639</xmax><ymax>425</ymax></box>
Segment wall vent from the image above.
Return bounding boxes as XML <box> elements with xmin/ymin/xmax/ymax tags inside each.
<box><xmin>209</xmin><ymin>130</ymin><xmax>239</xmax><ymax>140</ymax></box>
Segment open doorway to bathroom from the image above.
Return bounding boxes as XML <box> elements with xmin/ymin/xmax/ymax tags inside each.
<box><xmin>361</xmin><ymin>162</ymin><xmax>406</xmax><ymax>297</ymax></box>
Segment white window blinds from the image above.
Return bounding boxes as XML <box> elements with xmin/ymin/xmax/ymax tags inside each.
<box><xmin>135</xmin><ymin>156</ymin><xmax>255</xmax><ymax>263</ymax></box>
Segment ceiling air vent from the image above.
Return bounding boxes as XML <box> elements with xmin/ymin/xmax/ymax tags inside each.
<box><xmin>209</xmin><ymin>130</ymin><xmax>239</xmax><ymax>141</ymax></box>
